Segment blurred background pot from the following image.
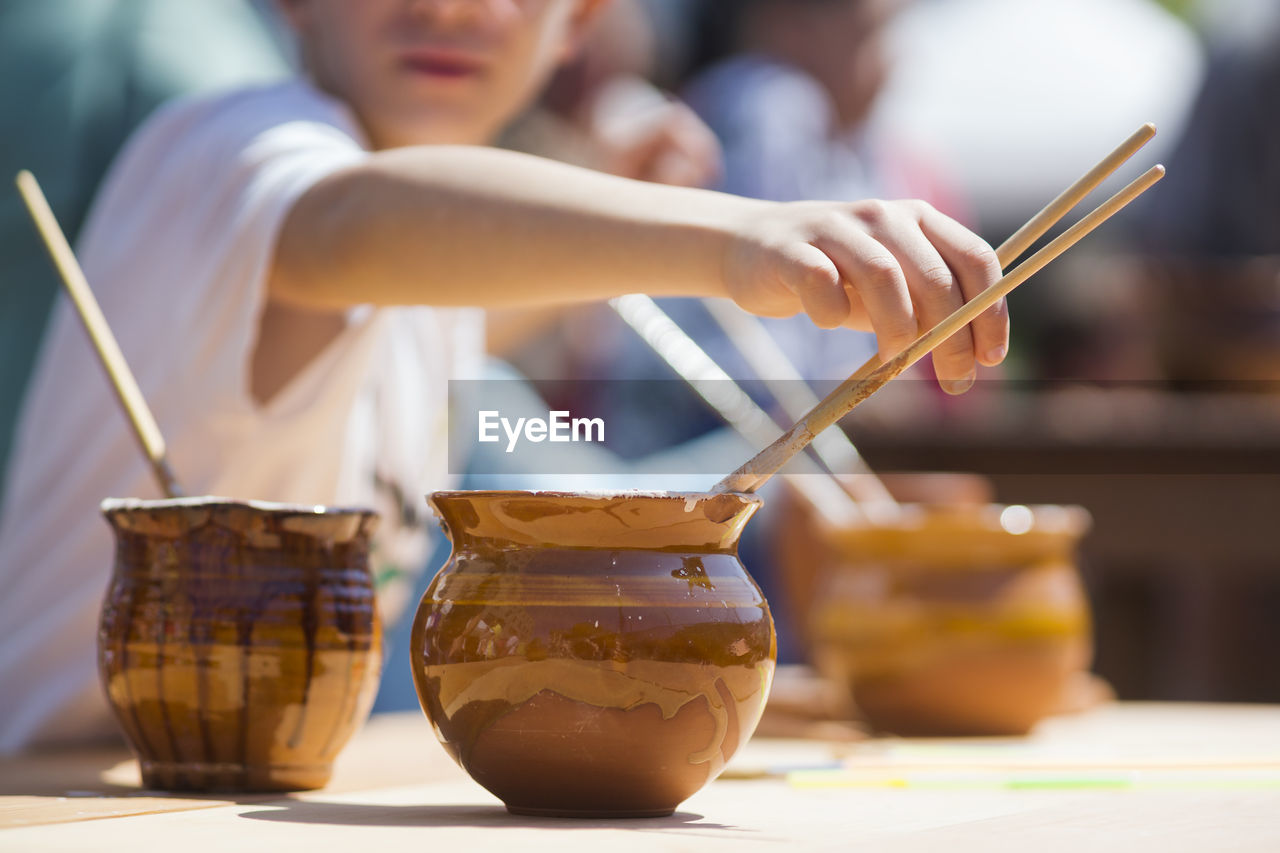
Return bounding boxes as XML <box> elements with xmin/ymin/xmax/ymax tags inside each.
<box><xmin>771</xmin><ymin>472</ymin><xmax>997</xmax><ymax>658</ymax></box>
<box><xmin>809</xmin><ymin>502</ymin><xmax>1092</xmax><ymax>736</ymax></box>
<box><xmin>1146</xmin><ymin>255</ymin><xmax>1280</xmax><ymax>386</ymax></box>
<box><xmin>99</xmin><ymin>497</ymin><xmax>382</xmax><ymax>792</ymax></box>
<box><xmin>411</xmin><ymin>490</ymin><xmax>775</xmax><ymax>818</ymax></box>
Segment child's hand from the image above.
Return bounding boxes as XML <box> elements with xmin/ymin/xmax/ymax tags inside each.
<box><xmin>724</xmin><ymin>199</ymin><xmax>1009</xmax><ymax>394</ymax></box>
<box><xmin>604</xmin><ymin>101</ymin><xmax>721</xmax><ymax>189</ymax></box>
<box><xmin>586</xmin><ymin>78</ymin><xmax>722</xmax><ymax>189</ymax></box>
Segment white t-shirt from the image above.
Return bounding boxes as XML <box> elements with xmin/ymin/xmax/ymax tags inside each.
<box><xmin>0</xmin><ymin>79</ymin><xmax>483</xmax><ymax>752</ymax></box>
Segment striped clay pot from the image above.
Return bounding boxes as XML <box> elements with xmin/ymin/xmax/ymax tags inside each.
<box><xmin>99</xmin><ymin>497</ymin><xmax>381</xmax><ymax>792</ymax></box>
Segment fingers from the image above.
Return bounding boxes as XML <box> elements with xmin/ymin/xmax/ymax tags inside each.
<box><xmin>651</xmin><ymin>106</ymin><xmax>722</xmax><ymax>188</ymax></box>
<box><xmin>730</xmin><ymin>200</ymin><xmax>1010</xmax><ymax>391</ymax></box>
<box><xmin>839</xmin><ymin>286</ymin><xmax>873</xmax><ymax>332</ymax></box>
<box><xmin>916</xmin><ymin>204</ymin><xmax>1009</xmax><ymax>367</ymax></box>
<box><xmin>812</xmin><ymin>217</ymin><xmax>918</xmax><ymax>361</ymax></box>
<box><xmin>862</xmin><ymin>208</ymin><xmax>976</xmax><ymax>392</ymax></box>
<box><xmin>781</xmin><ymin>243</ymin><xmax>850</xmax><ymax>328</ymax></box>
<box><xmin>610</xmin><ymin>104</ymin><xmax>723</xmax><ymax>189</ymax></box>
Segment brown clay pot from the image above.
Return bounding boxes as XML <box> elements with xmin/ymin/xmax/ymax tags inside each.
<box><xmin>99</xmin><ymin>497</ymin><xmax>382</xmax><ymax>792</ymax></box>
<box><xmin>772</xmin><ymin>472</ymin><xmax>996</xmax><ymax>660</ymax></box>
<box><xmin>410</xmin><ymin>490</ymin><xmax>776</xmax><ymax>818</ymax></box>
<box><xmin>1145</xmin><ymin>256</ymin><xmax>1280</xmax><ymax>385</ymax></box>
<box><xmin>809</xmin><ymin>503</ymin><xmax>1092</xmax><ymax>736</ymax></box>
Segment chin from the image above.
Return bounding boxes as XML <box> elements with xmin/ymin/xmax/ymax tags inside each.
<box><xmin>372</xmin><ymin>110</ymin><xmax>497</xmax><ymax>148</ymax></box>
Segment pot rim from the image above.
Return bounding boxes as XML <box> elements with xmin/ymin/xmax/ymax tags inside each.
<box><xmin>100</xmin><ymin>495</ymin><xmax>377</xmax><ymax>516</ymax></box>
<box><xmin>427</xmin><ymin>489</ymin><xmax>761</xmax><ymax>548</ymax></box>
<box><xmin>817</xmin><ymin>502</ymin><xmax>1091</xmax><ymax>535</ymax></box>
<box><xmin>430</xmin><ymin>488</ymin><xmax>761</xmax><ymax>505</ymax></box>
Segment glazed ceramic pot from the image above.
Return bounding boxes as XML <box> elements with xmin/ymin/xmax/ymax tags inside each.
<box><xmin>410</xmin><ymin>490</ymin><xmax>776</xmax><ymax>818</ymax></box>
<box><xmin>770</xmin><ymin>473</ymin><xmax>996</xmax><ymax>660</ymax></box>
<box><xmin>1145</xmin><ymin>256</ymin><xmax>1280</xmax><ymax>384</ymax></box>
<box><xmin>809</xmin><ymin>503</ymin><xmax>1092</xmax><ymax>736</ymax></box>
<box><xmin>99</xmin><ymin>497</ymin><xmax>382</xmax><ymax>792</ymax></box>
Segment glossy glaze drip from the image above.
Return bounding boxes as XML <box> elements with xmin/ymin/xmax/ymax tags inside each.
<box><xmin>98</xmin><ymin>499</ymin><xmax>382</xmax><ymax>792</ymax></box>
<box><xmin>672</xmin><ymin>556</ymin><xmax>714</xmax><ymax>591</ymax></box>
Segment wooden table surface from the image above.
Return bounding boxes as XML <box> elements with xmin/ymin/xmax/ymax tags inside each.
<box><xmin>4</xmin><ymin>703</ymin><xmax>1279</xmax><ymax>851</ymax></box>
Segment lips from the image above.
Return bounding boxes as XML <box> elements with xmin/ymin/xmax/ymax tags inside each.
<box><xmin>399</xmin><ymin>48</ymin><xmax>487</xmax><ymax>79</ymax></box>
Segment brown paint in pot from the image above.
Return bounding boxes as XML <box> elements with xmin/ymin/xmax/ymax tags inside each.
<box><xmin>411</xmin><ymin>490</ymin><xmax>776</xmax><ymax>818</ymax></box>
<box><xmin>99</xmin><ymin>497</ymin><xmax>382</xmax><ymax>792</ymax></box>
<box><xmin>808</xmin><ymin>503</ymin><xmax>1093</xmax><ymax>737</ymax></box>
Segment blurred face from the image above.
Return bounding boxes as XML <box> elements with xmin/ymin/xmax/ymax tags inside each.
<box><xmin>778</xmin><ymin>0</ymin><xmax>904</xmax><ymax>129</ymax></box>
<box><xmin>280</xmin><ymin>0</ymin><xmax>602</xmax><ymax>147</ymax></box>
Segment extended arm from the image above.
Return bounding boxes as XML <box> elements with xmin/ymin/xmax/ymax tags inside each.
<box><xmin>271</xmin><ymin>145</ymin><xmax>758</xmax><ymax>310</ymax></box>
<box><xmin>270</xmin><ymin>144</ymin><xmax>1008</xmax><ymax>389</ymax></box>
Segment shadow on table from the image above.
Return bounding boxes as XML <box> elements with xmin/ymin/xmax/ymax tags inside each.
<box><xmin>0</xmin><ymin>746</ymin><xmax>301</xmax><ymax>810</ymax></box>
<box><xmin>239</xmin><ymin>800</ymin><xmax>750</xmax><ymax>835</ymax></box>
<box><xmin>0</xmin><ymin>742</ymin><xmax>141</xmax><ymax>798</ymax></box>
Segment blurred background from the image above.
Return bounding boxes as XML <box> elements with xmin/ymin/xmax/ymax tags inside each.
<box><xmin>2</xmin><ymin>0</ymin><xmax>1277</xmax><ymax>715</ymax></box>
<box><xmin>500</xmin><ymin>0</ymin><xmax>1280</xmax><ymax>708</ymax></box>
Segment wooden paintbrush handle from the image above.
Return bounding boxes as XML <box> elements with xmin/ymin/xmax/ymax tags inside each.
<box><xmin>15</xmin><ymin>171</ymin><xmax>184</xmax><ymax>499</ymax></box>
<box><xmin>715</xmin><ymin>164</ymin><xmax>1166</xmax><ymax>494</ymax></box>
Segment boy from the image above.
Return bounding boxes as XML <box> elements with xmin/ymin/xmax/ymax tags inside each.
<box><xmin>0</xmin><ymin>0</ymin><xmax>1007</xmax><ymax>751</ymax></box>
